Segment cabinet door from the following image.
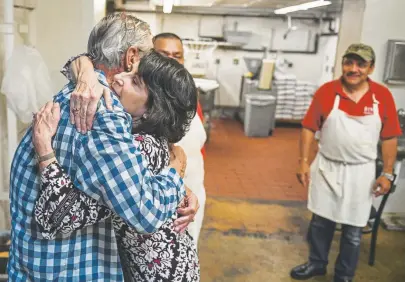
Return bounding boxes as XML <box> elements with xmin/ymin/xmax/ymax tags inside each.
<box><xmin>318</xmin><ymin>35</ymin><xmax>338</xmax><ymax>86</ymax></box>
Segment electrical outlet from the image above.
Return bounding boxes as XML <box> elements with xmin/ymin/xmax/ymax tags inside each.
<box><xmin>233</xmin><ymin>58</ymin><xmax>239</xmax><ymax>65</ymax></box>
<box><xmin>215</xmin><ymin>58</ymin><xmax>220</xmax><ymax>64</ymax></box>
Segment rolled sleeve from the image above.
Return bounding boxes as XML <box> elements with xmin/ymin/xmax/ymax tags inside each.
<box><xmin>302</xmin><ymin>91</ymin><xmax>322</xmax><ymax>132</ymax></box>
<box><xmin>381</xmin><ymin>91</ymin><xmax>402</xmax><ymax>139</ymax></box>
<box><xmin>60</xmin><ymin>53</ymin><xmax>94</xmax><ymax>81</ymax></box>
<box><xmin>73</xmin><ymin>109</ymin><xmax>185</xmax><ymax>234</ymax></box>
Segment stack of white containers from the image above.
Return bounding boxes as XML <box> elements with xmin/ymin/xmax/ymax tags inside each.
<box><xmin>273</xmin><ymin>72</ymin><xmax>297</xmax><ymax>119</ymax></box>
<box><xmin>293</xmin><ymin>81</ymin><xmax>317</xmax><ymax>120</ymax></box>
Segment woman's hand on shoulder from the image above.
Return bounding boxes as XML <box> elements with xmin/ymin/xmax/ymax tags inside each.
<box><xmin>33</xmin><ymin>102</ymin><xmax>61</xmax><ymax>156</ymax></box>
<box><xmin>169</xmin><ymin>144</ymin><xmax>187</xmax><ymax>178</ymax></box>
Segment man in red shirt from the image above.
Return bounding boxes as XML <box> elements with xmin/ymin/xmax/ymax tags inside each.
<box><xmin>291</xmin><ymin>44</ymin><xmax>401</xmax><ymax>282</ymax></box>
<box><xmin>154</xmin><ymin>32</ymin><xmax>207</xmax><ymax>243</ymax></box>
<box><xmin>153</xmin><ymin>33</ymin><xmax>206</xmax><ymax>157</ymax></box>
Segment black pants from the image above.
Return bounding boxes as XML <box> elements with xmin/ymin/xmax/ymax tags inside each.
<box><xmin>307</xmin><ymin>214</ymin><xmax>363</xmax><ymax>280</ymax></box>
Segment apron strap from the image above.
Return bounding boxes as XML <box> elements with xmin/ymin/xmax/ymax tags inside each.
<box><xmin>372</xmin><ymin>94</ymin><xmax>379</xmax><ymax>116</ymax></box>
<box><xmin>333</xmin><ymin>95</ymin><xmax>340</xmax><ymax>110</ymax></box>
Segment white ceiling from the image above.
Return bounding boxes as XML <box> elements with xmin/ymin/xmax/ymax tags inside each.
<box><xmin>149</xmin><ymin>0</ymin><xmax>343</xmax><ymax>12</ymax></box>
<box><xmin>181</xmin><ymin>0</ymin><xmax>316</xmax><ymax>8</ymax></box>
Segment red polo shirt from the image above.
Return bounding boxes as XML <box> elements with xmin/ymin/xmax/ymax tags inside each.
<box><xmin>196</xmin><ymin>102</ymin><xmax>206</xmax><ymax>158</ymax></box>
<box><xmin>302</xmin><ymin>78</ymin><xmax>402</xmax><ymax>139</ymax></box>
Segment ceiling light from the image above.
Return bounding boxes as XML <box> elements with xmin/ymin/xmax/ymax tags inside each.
<box><xmin>274</xmin><ymin>0</ymin><xmax>331</xmax><ymax>14</ymax></box>
<box><xmin>163</xmin><ymin>0</ymin><xmax>174</xmax><ymax>14</ymax></box>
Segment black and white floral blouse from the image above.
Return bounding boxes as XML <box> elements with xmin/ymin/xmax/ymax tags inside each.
<box><xmin>34</xmin><ymin>133</ymin><xmax>200</xmax><ymax>282</ymax></box>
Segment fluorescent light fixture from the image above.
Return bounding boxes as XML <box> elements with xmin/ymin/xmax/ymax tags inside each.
<box><xmin>274</xmin><ymin>0</ymin><xmax>331</xmax><ymax>14</ymax></box>
<box><xmin>163</xmin><ymin>0</ymin><xmax>174</xmax><ymax>13</ymax></box>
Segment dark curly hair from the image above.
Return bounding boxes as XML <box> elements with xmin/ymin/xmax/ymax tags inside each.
<box><xmin>133</xmin><ymin>50</ymin><xmax>197</xmax><ymax>143</ymax></box>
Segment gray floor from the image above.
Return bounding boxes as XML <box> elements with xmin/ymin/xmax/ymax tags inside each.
<box><xmin>198</xmin><ymin>197</ymin><xmax>405</xmax><ymax>282</ymax></box>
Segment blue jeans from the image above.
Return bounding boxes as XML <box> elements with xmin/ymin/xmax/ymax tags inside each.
<box><xmin>307</xmin><ymin>214</ymin><xmax>363</xmax><ymax>280</ymax></box>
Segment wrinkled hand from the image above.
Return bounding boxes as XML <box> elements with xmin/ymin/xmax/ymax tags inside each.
<box><xmin>174</xmin><ymin>187</ymin><xmax>199</xmax><ymax>233</ymax></box>
<box><xmin>169</xmin><ymin>145</ymin><xmax>187</xmax><ymax>178</ymax></box>
<box><xmin>296</xmin><ymin>161</ymin><xmax>310</xmax><ymax>189</ymax></box>
<box><xmin>32</xmin><ymin>102</ymin><xmax>61</xmax><ymax>156</ymax></box>
<box><xmin>373</xmin><ymin>175</ymin><xmax>392</xmax><ymax>197</ymax></box>
<box><xmin>70</xmin><ymin>72</ymin><xmax>112</xmax><ymax>134</ymax></box>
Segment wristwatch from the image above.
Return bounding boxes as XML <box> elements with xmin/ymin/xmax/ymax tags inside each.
<box><xmin>381</xmin><ymin>172</ymin><xmax>396</xmax><ymax>182</ymax></box>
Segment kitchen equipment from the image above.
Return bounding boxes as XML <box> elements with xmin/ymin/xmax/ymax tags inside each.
<box><xmin>237</xmin><ymin>76</ymin><xmax>276</xmax><ymax>123</ymax></box>
<box><xmin>183</xmin><ymin>40</ymin><xmax>217</xmax><ymax>77</ymax></box>
<box><xmin>383</xmin><ymin>40</ymin><xmax>405</xmax><ymax>84</ymax></box>
<box><xmin>244</xmin><ymin>94</ymin><xmax>277</xmax><ymax>137</ymax></box>
<box><xmin>243</xmin><ymin>57</ymin><xmax>262</xmax><ymax>79</ymax></box>
<box><xmin>0</xmin><ymin>231</ymin><xmax>9</xmax><ymax>276</ymax></box>
<box><xmin>224</xmin><ymin>30</ymin><xmax>252</xmax><ymax>45</ymax></box>
<box><xmin>258</xmin><ymin>59</ymin><xmax>275</xmax><ymax>90</ymax></box>
<box><xmin>194</xmin><ymin>78</ymin><xmax>220</xmax><ymax>143</ymax></box>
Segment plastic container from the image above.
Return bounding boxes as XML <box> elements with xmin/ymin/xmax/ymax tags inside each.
<box><xmin>244</xmin><ymin>94</ymin><xmax>277</xmax><ymax>137</ymax></box>
<box><xmin>0</xmin><ymin>231</ymin><xmax>10</xmax><ymax>276</ymax></box>
<box><xmin>198</xmin><ymin>90</ymin><xmax>216</xmax><ymax>113</ymax></box>
<box><xmin>194</xmin><ymin>78</ymin><xmax>219</xmax><ymax>113</ymax></box>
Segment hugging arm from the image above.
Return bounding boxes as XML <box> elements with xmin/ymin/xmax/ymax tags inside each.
<box><xmin>61</xmin><ymin>54</ymin><xmax>112</xmax><ymax>133</ymax></box>
<box><xmin>32</xmin><ymin>102</ymin><xmax>112</xmax><ymax>239</ymax></box>
<box><xmin>32</xmin><ymin>101</ymin><xmax>187</xmax><ymax>237</ymax></box>
<box><xmin>34</xmin><ymin>161</ymin><xmax>112</xmax><ymax>239</ymax></box>
<box><xmin>60</xmin><ymin>55</ymin><xmax>200</xmax><ymax>232</ymax></box>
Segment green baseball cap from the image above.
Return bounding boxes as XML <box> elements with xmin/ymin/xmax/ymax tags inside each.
<box><xmin>343</xmin><ymin>43</ymin><xmax>375</xmax><ymax>62</ymax></box>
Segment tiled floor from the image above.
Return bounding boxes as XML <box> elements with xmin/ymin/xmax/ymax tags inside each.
<box><xmin>204</xmin><ymin>119</ymin><xmax>312</xmax><ymax>201</ymax></box>
<box><xmin>199</xmin><ymin>197</ymin><xmax>405</xmax><ymax>282</ymax></box>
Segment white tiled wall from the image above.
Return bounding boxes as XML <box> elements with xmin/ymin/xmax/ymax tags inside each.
<box><xmin>135</xmin><ymin>12</ymin><xmax>339</xmax><ymax>106</ymax></box>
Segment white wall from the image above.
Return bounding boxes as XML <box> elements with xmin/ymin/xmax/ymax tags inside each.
<box><xmin>333</xmin><ymin>0</ymin><xmax>366</xmax><ymax>80</ymax></box>
<box><xmin>0</xmin><ymin>0</ymin><xmax>35</xmax><ymax>230</ymax></box>
<box><xmin>0</xmin><ymin>0</ymin><xmax>105</xmax><ymax>229</ymax></box>
<box><xmin>361</xmin><ymin>0</ymin><xmax>405</xmax><ymax>214</ymax></box>
<box><xmin>361</xmin><ymin>0</ymin><xmax>405</xmax><ymax>109</ymax></box>
<box><xmin>134</xmin><ymin>12</ymin><xmax>338</xmax><ymax>106</ymax></box>
<box><xmin>34</xmin><ymin>0</ymin><xmax>99</xmax><ymax>92</ymax></box>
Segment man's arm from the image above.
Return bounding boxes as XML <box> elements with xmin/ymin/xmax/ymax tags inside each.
<box><xmin>299</xmin><ymin>129</ymin><xmax>316</xmax><ymax>163</ymax></box>
<box><xmin>373</xmin><ymin>88</ymin><xmax>401</xmax><ymax>196</ymax></box>
<box><xmin>297</xmin><ymin>87</ymin><xmax>322</xmax><ymax>188</ymax></box>
<box><xmin>297</xmin><ymin>128</ymin><xmax>316</xmax><ymax>188</ymax></box>
<box><xmin>373</xmin><ymin>137</ymin><xmax>398</xmax><ymax>197</ymax></box>
<box><xmin>381</xmin><ymin>137</ymin><xmax>398</xmax><ymax>174</ymax></box>
<box><xmin>73</xmin><ymin>109</ymin><xmax>186</xmax><ymax>234</ymax></box>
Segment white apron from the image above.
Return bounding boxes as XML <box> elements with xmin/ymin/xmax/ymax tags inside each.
<box><xmin>308</xmin><ymin>94</ymin><xmax>382</xmax><ymax>227</ymax></box>
<box><xmin>177</xmin><ymin>114</ymin><xmax>207</xmax><ymax>244</ymax></box>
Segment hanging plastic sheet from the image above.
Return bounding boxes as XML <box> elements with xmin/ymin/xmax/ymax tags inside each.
<box><xmin>1</xmin><ymin>45</ymin><xmax>53</xmax><ymax>123</ymax></box>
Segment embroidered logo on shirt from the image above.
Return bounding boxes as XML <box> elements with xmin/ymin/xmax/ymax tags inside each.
<box><xmin>364</xmin><ymin>106</ymin><xmax>374</xmax><ymax>115</ymax></box>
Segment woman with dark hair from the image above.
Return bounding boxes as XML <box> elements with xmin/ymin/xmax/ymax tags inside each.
<box><xmin>32</xmin><ymin>50</ymin><xmax>200</xmax><ymax>282</ymax></box>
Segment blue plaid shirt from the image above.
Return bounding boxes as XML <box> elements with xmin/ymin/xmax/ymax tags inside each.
<box><xmin>8</xmin><ymin>71</ymin><xmax>185</xmax><ymax>281</ymax></box>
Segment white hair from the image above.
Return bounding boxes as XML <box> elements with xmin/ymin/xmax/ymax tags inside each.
<box><xmin>87</xmin><ymin>13</ymin><xmax>153</xmax><ymax>69</ymax></box>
